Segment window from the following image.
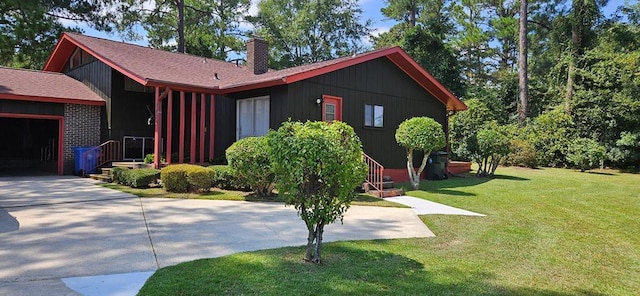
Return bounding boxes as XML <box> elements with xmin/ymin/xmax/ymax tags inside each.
<box><xmin>236</xmin><ymin>96</ymin><xmax>270</xmax><ymax>140</ymax></box>
<box><xmin>364</xmin><ymin>104</ymin><xmax>383</xmax><ymax>127</ymax></box>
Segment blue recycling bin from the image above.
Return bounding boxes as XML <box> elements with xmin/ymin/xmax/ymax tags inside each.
<box><xmin>74</xmin><ymin>147</ymin><xmax>100</xmax><ymax>175</ymax></box>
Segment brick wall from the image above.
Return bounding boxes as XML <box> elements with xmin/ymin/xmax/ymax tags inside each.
<box><xmin>63</xmin><ymin>104</ymin><xmax>101</xmax><ymax>174</ymax></box>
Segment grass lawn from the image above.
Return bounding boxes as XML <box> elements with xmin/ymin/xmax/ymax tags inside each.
<box><xmin>138</xmin><ymin>167</ymin><xmax>640</xmax><ymax>295</ymax></box>
<box><xmin>100</xmin><ymin>183</ymin><xmax>403</xmax><ymax>207</ymax></box>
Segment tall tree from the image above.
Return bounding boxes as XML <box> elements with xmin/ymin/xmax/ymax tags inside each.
<box><xmin>518</xmin><ymin>0</ymin><xmax>528</xmax><ymax>126</ymax></box>
<box><xmin>250</xmin><ymin>0</ymin><xmax>371</xmax><ymax>69</ymax></box>
<box><xmin>0</xmin><ymin>0</ymin><xmax>115</xmax><ymax>69</ymax></box>
<box><xmin>116</xmin><ymin>0</ymin><xmax>250</xmax><ymax>58</ymax></box>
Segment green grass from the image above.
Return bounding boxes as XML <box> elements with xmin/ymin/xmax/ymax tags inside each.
<box><xmin>101</xmin><ymin>183</ymin><xmax>403</xmax><ymax>207</ymax></box>
<box><xmin>138</xmin><ymin>167</ymin><xmax>640</xmax><ymax>295</ymax></box>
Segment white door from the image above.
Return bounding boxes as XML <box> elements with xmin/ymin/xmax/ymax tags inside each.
<box><xmin>236</xmin><ymin>96</ymin><xmax>270</xmax><ymax>140</ymax></box>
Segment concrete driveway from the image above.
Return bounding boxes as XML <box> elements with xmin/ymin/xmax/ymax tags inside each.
<box><xmin>0</xmin><ymin>176</ymin><xmax>433</xmax><ymax>295</ymax></box>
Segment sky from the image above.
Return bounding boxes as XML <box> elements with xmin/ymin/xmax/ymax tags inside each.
<box><xmin>74</xmin><ymin>0</ymin><xmax>629</xmax><ymax>57</ymax></box>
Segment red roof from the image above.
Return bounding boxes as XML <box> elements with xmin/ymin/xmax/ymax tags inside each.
<box><xmin>43</xmin><ymin>33</ymin><xmax>466</xmax><ymax>111</ymax></box>
<box><xmin>0</xmin><ymin>67</ymin><xmax>105</xmax><ymax>105</ymax></box>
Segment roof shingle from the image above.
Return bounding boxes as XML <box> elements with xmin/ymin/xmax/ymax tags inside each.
<box><xmin>0</xmin><ymin>67</ymin><xmax>105</xmax><ymax>105</ymax></box>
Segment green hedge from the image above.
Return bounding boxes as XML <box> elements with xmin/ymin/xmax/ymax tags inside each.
<box><xmin>225</xmin><ymin>136</ymin><xmax>274</xmax><ymax>196</ymax></box>
<box><xmin>111</xmin><ymin>167</ymin><xmax>160</xmax><ymax>189</ymax></box>
<box><xmin>209</xmin><ymin>165</ymin><xmax>250</xmax><ymax>191</ymax></box>
<box><xmin>161</xmin><ymin>164</ymin><xmax>214</xmax><ymax>193</ymax></box>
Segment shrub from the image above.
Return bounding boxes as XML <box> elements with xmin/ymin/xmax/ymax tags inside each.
<box><xmin>527</xmin><ymin>109</ymin><xmax>576</xmax><ymax>167</ymax></box>
<box><xmin>111</xmin><ymin>166</ymin><xmax>128</xmax><ymax>184</ymax></box>
<box><xmin>144</xmin><ymin>153</ymin><xmax>165</xmax><ymax>164</ymax></box>
<box><xmin>124</xmin><ymin>168</ymin><xmax>160</xmax><ymax>188</ymax></box>
<box><xmin>609</xmin><ymin>132</ymin><xmax>640</xmax><ymax>172</ymax></box>
<box><xmin>503</xmin><ymin>139</ymin><xmax>538</xmax><ymax>168</ymax></box>
<box><xmin>209</xmin><ymin>165</ymin><xmax>249</xmax><ymax>191</ymax></box>
<box><xmin>567</xmin><ymin>138</ymin><xmax>607</xmax><ymax>172</ymax></box>
<box><xmin>226</xmin><ymin>136</ymin><xmax>274</xmax><ymax>196</ymax></box>
<box><xmin>161</xmin><ymin>164</ymin><xmax>214</xmax><ymax>192</ymax></box>
<box><xmin>161</xmin><ymin>164</ymin><xmax>190</xmax><ymax>193</ymax></box>
<box><xmin>187</xmin><ymin>166</ymin><xmax>215</xmax><ymax>192</ymax></box>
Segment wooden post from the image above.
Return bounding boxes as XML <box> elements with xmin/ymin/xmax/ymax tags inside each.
<box><xmin>199</xmin><ymin>93</ymin><xmax>205</xmax><ymax>164</ymax></box>
<box><xmin>166</xmin><ymin>91</ymin><xmax>173</xmax><ymax>164</ymax></box>
<box><xmin>154</xmin><ymin>86</ymin><xmax>162</xmax><ymax>169</ymax></box>
<box><xmin>209</xmin><ymin>95</ymin><xmax>215</xmax><ymax>161</ymax></box>
<box><xmin>179</xmin><ymin>91</ymin><xmax>185</xmax><ymax>163</ymax></box>
<box><xmin>190</xmin><ymin>93</ymin><xmax>196</xmax><ymax>164</ymax></box>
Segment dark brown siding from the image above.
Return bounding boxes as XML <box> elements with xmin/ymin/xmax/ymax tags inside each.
<box><xmin>0</xmin><ymin>100</ymin><xmax>63</xmax><ymax>116</ymax></box>
<box><xmin>66</xmin><ymin>60</ymin><xmax>112</xmax><ymax>141</ymax></box>
<box><xmin>109</xmin><ymin>71</ymin><xmax>155</xmax><ymax>142</ymax></box>
<box><xmin>287</xmin><ymin>57</ymin><xmax>447</xmax><ymax>169</ymax></box>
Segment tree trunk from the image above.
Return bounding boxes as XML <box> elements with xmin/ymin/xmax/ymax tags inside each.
<box><xmin>406</xmin><ymin>149</ymin><xmax>419</xmax><ymax>189</ymax></box>
<box><xmin>313</xmin><ymin>223</ymin><xmax>324</xmax><ymax>264</ymax></box>
<box><xmin>518</xmin><ymin>0</ymin><xmax>528</xmax><ymax>126</ymax></box>
<box><xmin>565</xmin><ymin>61</ymin><xmax>574</xmax><ymax>114</ymax></box>
<box><xmin>305</xmin><ymin>225</ymin><xmax>315</xmax><ymax>262</ymax></box>
<box><xmin>177</xmin><ymin>0</ymin><xmax>185</xmax><ymax>53</ymax></box>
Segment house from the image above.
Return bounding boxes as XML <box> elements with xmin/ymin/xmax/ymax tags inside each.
<box><xmin>0</xmin><ymin>32</ymin><xmax>467</xmax><ymax>181</ymax></box>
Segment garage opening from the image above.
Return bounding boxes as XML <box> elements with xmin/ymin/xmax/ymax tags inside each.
<box><xmin>0</xmin><ymin>117</ymin><xmax>59</xmax><ymax>175</ymax></box>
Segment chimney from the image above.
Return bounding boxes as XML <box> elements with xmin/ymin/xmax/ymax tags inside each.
<box><xmin>246</xmin><ymin>37</ymin><xmax>268</xmax><ymax>75</ymax></box>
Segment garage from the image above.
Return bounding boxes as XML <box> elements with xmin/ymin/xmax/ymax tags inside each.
<box><xmin>0</xmin><ymin>115</ymin><xmax>63</xmax><ymax>175</ymax></box>
<box><xmin>0</xmin><ymin>67</ymin><xmax>105</xmax><ymax>176</ymax></box>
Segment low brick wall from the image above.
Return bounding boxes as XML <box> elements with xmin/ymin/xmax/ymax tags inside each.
<box><xmin>63</xmin><ymin>104</ymin><xmax>101</xmax><ymax>174</ymax></box>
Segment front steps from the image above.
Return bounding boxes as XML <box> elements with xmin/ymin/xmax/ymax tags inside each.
<box><xmin>364</xmin><ymin>175</ymin><xmax>404</xmax><ymax>198</ymax></box>
<box><xmin>88</xmin><ymin>162</ymin><xmax>152</xmax><ymax>182</ymax></box>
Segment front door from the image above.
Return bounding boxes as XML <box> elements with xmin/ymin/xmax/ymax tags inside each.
<box><xmin>322</xmin><ymin>95</ymin><xmax>342</xmax><ymax>122</ymax></box>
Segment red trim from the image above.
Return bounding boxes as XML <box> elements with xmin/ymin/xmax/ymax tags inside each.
<box><xmin>322</xmin><ymin>95</ymin><xmax>342</xmax><ymax>122</ymax></box>
<box><xmin>190</xmin><ymin>93</ymin><xmax>196</xmax><ymax>164</ymax></box>
<box><xmin>166</xmin><ymin>90</ymin><xmax>173</xmax><ymax>164</ymax></box>
<box><xmin>0</xmin><ymin>94</ymin><xmax>105</xmax><ymax>106</ymax></box>
<box><xmin>0</xmin><ymin>113</ymin><xmax>65</xmax><ymax>175</ymax></box>
<box><xmin>199</xmin><ymin>94</ymin><xmax>205</xmax><ymax>164</ymax></box>
<box><xmin>179</xmin><ymin>92</ymin><xmax>185</xmax><ymax>163</ymax></box>
<box><xmin>383</xmin><ymin>168</ymin><xmax>427</xmax><ymax>183</ymax></box>
<box><xmin>218</xmin><ymin>78</ymin><xmax>286</xmax><ymax>94</ymax></box>
<box><xmin>153</xmin><ymin>87</ymin><xmax>162</xmax><ymax>169</ymax></box>
<box><xmin>44</xmin><ymin>33</ymin><xmax>147</xmax><ymax>85</ymax></box>
<box><xmin>209</xmin><ymin>95</ymin><xmax>215</xmax><ymax>161</ymax></box>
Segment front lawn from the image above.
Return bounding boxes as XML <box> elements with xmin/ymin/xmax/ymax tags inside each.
<box><xmin>138</xmin><ymin>167</ymin><xmax>640</xmax><ymax>295</ymax></box>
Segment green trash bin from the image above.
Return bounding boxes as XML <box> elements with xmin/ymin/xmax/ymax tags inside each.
<box><xmin>426</xmin><ymin>151</ymin><xmax>448</xmax><ymax>180</ymax></box>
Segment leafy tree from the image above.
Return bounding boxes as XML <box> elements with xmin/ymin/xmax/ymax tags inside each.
<box><xmin>0</xmin><ymin>0</ymin><xmax>115</xmax><ymax>69</ymax></box>
<box><xmin>395</xmin><ymin>117</ymin><xmax>446</xmax><ymax>189</ymax></box>
<box><xmin>609</xmin><ymin>132</ymin><xmax>640</xmax><ymax>172</ymax></box>
<box><xmin>267</xmin><ymin>121</ymin><xmax>367</xmax><ymax>264</ymax></box>
<box><xmin>475</xmin><ymin>123</ymin><xmax>512</xmax><ymax>177</ymax></box>
<box><xmin>116</xmin><ymin>0</ymin><xmax>249</xmax><ymax>58</ymax></box>
<box><xmin>226</xmin><ymin>136</ymin><xmax>274</xmax><ymax>197</ymax></box>
<box><xmin>450</xmin><ymin>98</ymin><xmax>495</xmax><ymax>161</ymax></box>
<box><xmin>250</xmin><ymin>0</ymin><xmax>371</xmax><ymax>69</ymax></box>
<box><xmin>566</xmin><ymin>137</ymin><xmax>606</xmax><ymax>172</ymax></box>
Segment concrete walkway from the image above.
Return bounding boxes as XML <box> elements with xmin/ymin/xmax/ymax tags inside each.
<box><xmin>0</xmin><ymin>176</ymin><xmax>434</xmax><ymax>296</ymax></box>
<box><xmin>386</xmin><ymin>196</ymin><xmax>486</xmax><ymax>216</ymax></box>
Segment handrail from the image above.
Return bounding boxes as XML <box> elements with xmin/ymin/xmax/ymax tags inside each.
<box><xmin>363</xmin><ymin>153</ymin><xmax>384</xmax><ymax>197</ymax></box>
<box><xmin>80</xmin><ymin>140</ymin><xmax>121</xmax><ymax>177</ymax></box>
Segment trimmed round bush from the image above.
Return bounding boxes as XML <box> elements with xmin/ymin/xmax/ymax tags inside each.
<box><xmin>125</xmin><ymin>168</ymin><xmax>161</xmax><ymax>188</ymax></box>
<box><xmin>111</xmin><ymin>166</ymin><xmax>128</xmax><ymax>184</ymax></box>
<box><xmin>226</xmin><ymin>136</ymin><xmax>274</xmax><ymax>196</ymax></box>
<box><xmin>187</xmin><ymin>165</ymin><xmax>215</xmax><ymax>192</ymax></box>
<box><xmin>161</xmin><ymin>164</ymin><xmax>214</xmax><ymax>192</ymax></box>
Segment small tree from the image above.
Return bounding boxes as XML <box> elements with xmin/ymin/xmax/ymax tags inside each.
<box><xmin>268</xmin><ymin>121</ymin><xmax>367</xmax><ymax>264</ymax></box>
<box><xmin>475</xmin><ymin>124</ymin><xmax>511</xmax><ymax>177</ymax></box>
<box><xmin>567</xmin><ymin>138</ymin><xmax>607</xmax><ymax>172</ymax></box>
<box><xmin>226</xmin><ymin>136</ymin><xmax>274</xmax><ymax>196</ymax></box>
<box><xmin>395</xmin><ymin>117</ymin><xmax>446</xmax><ymax>189</ymax></box>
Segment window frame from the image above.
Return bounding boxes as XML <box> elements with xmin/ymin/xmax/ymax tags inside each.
<box><xmin>364</xmin><ymin>103</ymin><xmax>384</xmax><ymax>128</ymax></box>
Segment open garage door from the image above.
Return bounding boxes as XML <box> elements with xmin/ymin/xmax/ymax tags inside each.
<box><xmin>0</xmin><ymin>114</ymin><xmax>64</xmax><ymax>176</ymax></box>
